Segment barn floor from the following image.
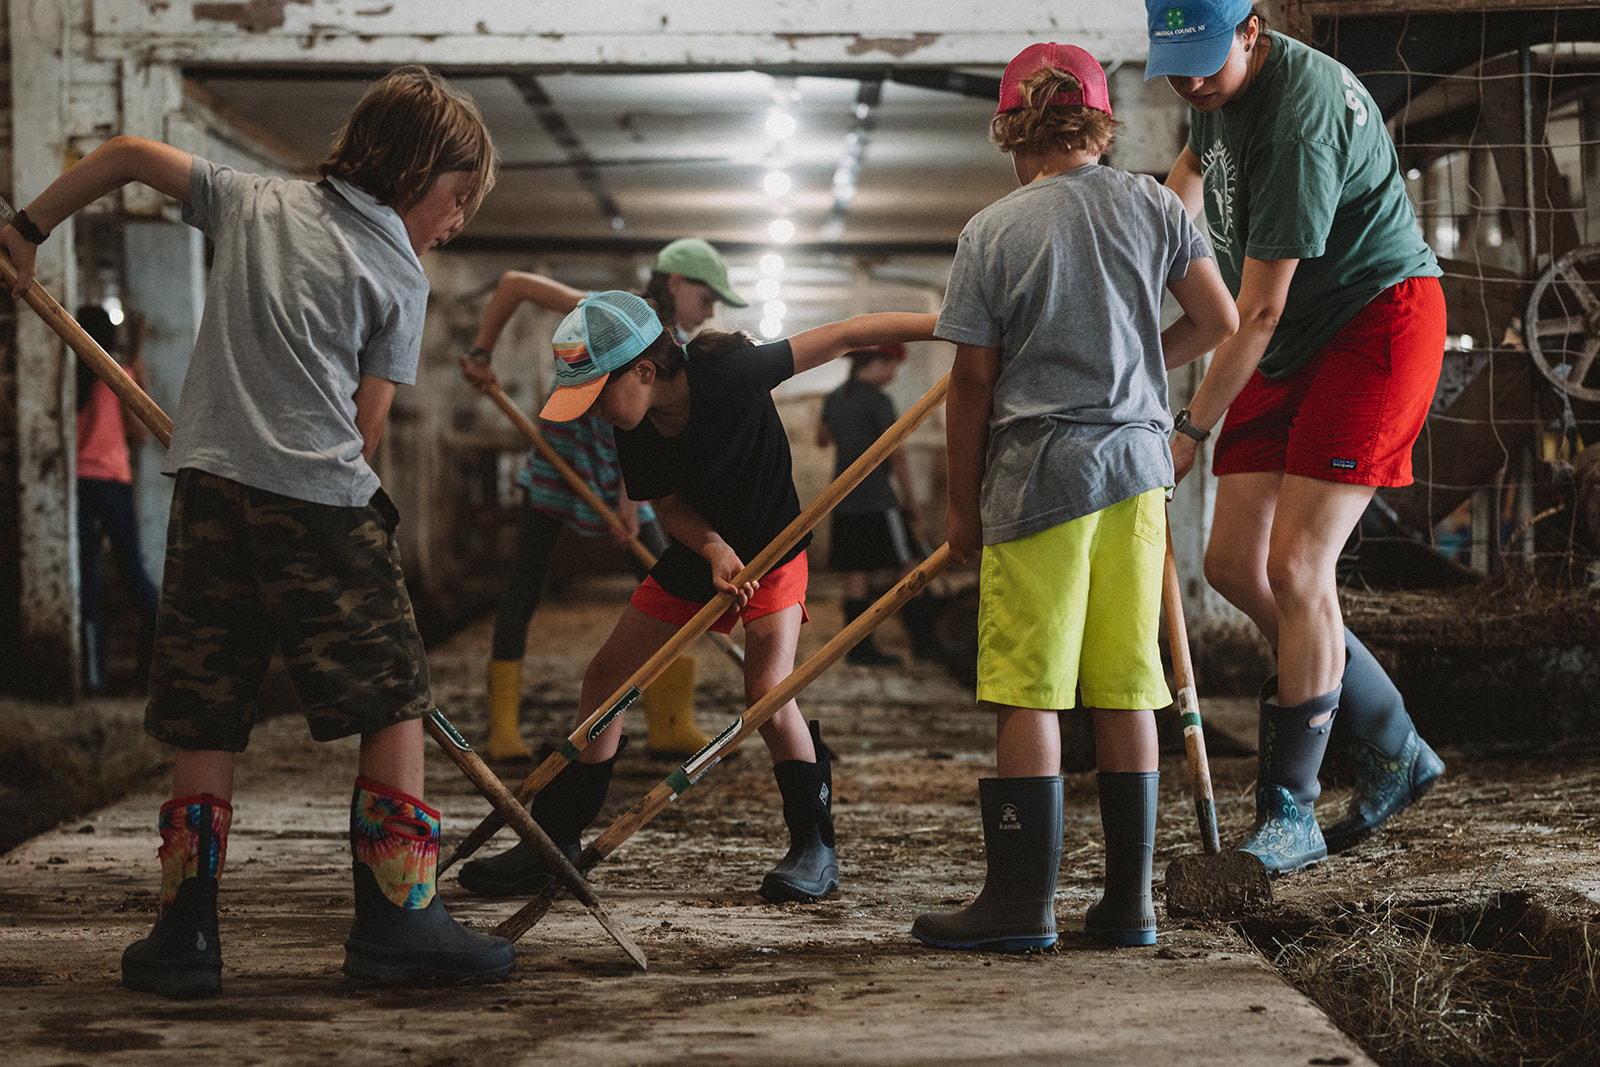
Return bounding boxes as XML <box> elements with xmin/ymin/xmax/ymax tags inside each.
<box><xmin>3</xmin><ymin>574</ymin><xmax>1598</xmax><ymax>1065</ymax></box>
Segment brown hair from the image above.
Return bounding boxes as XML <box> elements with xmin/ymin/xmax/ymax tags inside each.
<box><xmin>609</xmin><ymin>325</ymin><xmax>688</xmax><ymax>386</ymax></box>
<box><xmin>990</xmin><ymin>67</ymin><xmax>1121</xmax><ymax>157</ymax></box>
<box><xmin>318</xmin><ymin>65</ymin><xmax>498</xmax><ymax>227</ymax></box>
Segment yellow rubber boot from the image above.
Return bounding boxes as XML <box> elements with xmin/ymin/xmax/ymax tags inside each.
<box><xmin>486</xmin><ymin>659</ymin><xmax>532</xmax><ymax>761</ymax></box>
<box><xmin>643</xmin><ymin>656</ymin><xmax>712</xmax><ymax>758</ymax></box>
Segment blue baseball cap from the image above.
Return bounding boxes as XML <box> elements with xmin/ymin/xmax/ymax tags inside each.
<box><xmin>1144</xmin><ymin>0</ymin><xmax>1253</xmax><ymax>81</ymax></box>
<box><xmin>540</xmin><ymin>291</ymin><xmax>666</xmax><ymax>421</ymax></box>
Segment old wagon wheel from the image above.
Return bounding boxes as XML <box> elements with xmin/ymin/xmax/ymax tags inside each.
<box><xmin>1526</xmin><ymin>243</ymin><xmax>1600</xmax><ymax>403</ymax></box>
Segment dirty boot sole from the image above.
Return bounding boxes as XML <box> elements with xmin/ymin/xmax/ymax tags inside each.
<box><xmin>343</xmin><ymin>940</ymin><xmax>514</xmax><ymax>987</ymax></box>
<box><xmin>910</xmin><ymin>925</ymin><xmax>1057</xmax><ymax>953</ymax></box>
<box><xmin>759</xmin><ymin>863</ymin><xmax>839</xmax><ymax>903</ymax></box>
<box><xmin>121</xmin><ymin>950</ymin><xmax>222</xmax><ymax>1000</ymax></box>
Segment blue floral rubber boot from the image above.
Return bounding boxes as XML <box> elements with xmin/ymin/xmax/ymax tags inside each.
<box><xmin>122</xmin><ymin>794</ymin><xmax>232</xmax><ymax>999</ymax></box>
<box><xmin>912</xmin><ymin>775</ymin><xmax>1062</xmax><ymax>952</ymax></box>
<box><xmin>344</xmin><ymin>777</ymin><xmax>514</xmax><ymax>986</ymax></box>
<box><xmin>1324</xmin><ymin>629</ymin><xmax>1445</xmax><ymax>851</ymax></box>
<box><xmin>1240</xmin><ymin>680</ymin><xmax>1339</xmax><ymax>875</ymax></box>
<box><xmin>1085</xmin><ymin>772</ymin><xmax>1158</xmax><ymax>947</ymax></box>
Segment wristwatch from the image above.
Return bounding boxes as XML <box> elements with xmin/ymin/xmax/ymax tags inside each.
<box><xmin>1173</xmin><ymin>408</ymin><xmax>1210</xmax><ymax>443</ymax></box>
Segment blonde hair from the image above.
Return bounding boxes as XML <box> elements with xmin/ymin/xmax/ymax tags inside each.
<box><xmin>990</xmin><ymin>67</ymin><xmax>1121</xmax><ymax>157</ymax></box>
<box><xmin>319</xmin><ymin>65</ymin><xmax>498</xmax><ymax>227</ymax></box>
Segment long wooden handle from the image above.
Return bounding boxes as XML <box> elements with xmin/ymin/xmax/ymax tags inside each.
<box><xmin>424</xmin><ymin>710</ymin><xmax>647</xmax><ymax>970</ymax></box>
<box><xmin>442</xmin><ymin>373</ymin><xmax>951</xmax><ymax>874</ymax></box>
<box><xmin>0</xmin><ymin>251</ymin><xmax>173</xmax><ymax>447</ymax></box>
<box><xmin>1163</xmin><ymin>520</ymin><xmax>1221</xmax><ymax>855</ymax></box>
<box><xmin>479</xmin><ymin>373</ymin><xmax>655</xmax><ymax>570</ymax></box>
<box><xmin>493</xmin><ymin>544</ymin><xmax>952</xmax><ymax>942</ymax></box>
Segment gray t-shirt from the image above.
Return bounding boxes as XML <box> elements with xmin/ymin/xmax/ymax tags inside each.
<box><xmin>936</xmin><ymin>164</ymin><xmax>1210</xmax><ymax>544</ymax></box>
<box><xmin>163</xmin><ymin>158</ymin><xmax>427</xmax><ymax>506</ymax></box>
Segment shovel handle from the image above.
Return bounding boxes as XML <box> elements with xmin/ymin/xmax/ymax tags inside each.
<box><xmin>1163</xmin><ymin>520</ymin><xmax>1222</xmax><ymax>855</ymax></box>
<box><xmin>0</xmin><ymin>249</ymin><xmax>173</xmax><ymax>447</ymax></box>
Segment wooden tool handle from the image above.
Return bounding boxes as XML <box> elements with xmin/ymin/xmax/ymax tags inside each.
<box><xmin>1163</xmin><ymin>521</ymin><xmax>1221</xmax><ymax>855</ymax></box>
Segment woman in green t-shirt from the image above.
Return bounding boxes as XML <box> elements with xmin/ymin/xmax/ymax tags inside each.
<box><xmin>1144</xmin><ymin>0</ymin><xmax>1446</xmax><ymax>874</ymax></box>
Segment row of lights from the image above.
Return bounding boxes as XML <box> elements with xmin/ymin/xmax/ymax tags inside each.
<box><xmin>756</xmin><ymin>93</ymin><xmax>799</xmax><ymax>337</ymax></box>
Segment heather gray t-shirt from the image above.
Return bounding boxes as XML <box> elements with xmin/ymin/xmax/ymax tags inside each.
<box><xmin>163</xmin><ymin>158</ymin><xmax>427</xmax><ymax>506</ymax></box>
<box><xmin>936</xmin><ymin>164</ymin><xmax>1210</xmax><ymax>544</ymax></box>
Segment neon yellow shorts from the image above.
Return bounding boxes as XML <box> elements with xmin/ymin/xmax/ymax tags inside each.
<box><xmin>976</xmin><ymin>488</ymin><xmax>1171</xmax><ymax>712</ymax></box>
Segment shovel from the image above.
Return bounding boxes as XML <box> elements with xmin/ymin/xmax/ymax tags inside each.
<box><xmin>1158</xmin><ymin>523</ymin><xmax>1272</xmax><ymax>919</ymax></box>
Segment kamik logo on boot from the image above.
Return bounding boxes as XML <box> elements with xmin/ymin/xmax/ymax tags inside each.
<box><xmin>998</xmin><ymin>802</ymin><xmax>1022</xmax><ymax>830</ymax></box>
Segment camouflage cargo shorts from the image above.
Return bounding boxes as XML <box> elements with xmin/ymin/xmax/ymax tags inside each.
<box><xmin>146</xmin><ymin>469</ymin><xmax>433</xmax><ymax>751</ymax></box>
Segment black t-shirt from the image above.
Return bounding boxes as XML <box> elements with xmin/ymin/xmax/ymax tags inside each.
<box><xmin>617</xmin><ymin>339</ymin><xmax>811</xmax><ymax>603</ymax></box>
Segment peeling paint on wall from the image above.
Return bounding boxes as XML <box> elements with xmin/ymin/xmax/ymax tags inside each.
<box><xmin>773</xmin><ymin>32</ymin><xmax>943</xmax><ymax>59</ymax></box>
<box><xmin>192</xmin><ymin>0</ymin><xmax>308</xmax><ymax>33</ymax></box>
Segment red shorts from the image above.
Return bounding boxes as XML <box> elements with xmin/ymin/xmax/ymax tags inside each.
<box><xmin>1212</xmin><ymin>276</ymin><xmax>1446</xmax><ymax>487</ymax></box>
<box><xmin>630</xmin><ymin>552</ymin><xmax>809</xmax><ymax>634</ymax></box>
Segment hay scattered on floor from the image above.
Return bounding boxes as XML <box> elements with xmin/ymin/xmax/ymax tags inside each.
<box><xmin>1250</xmin><ymin>898</ymin><xmax>1600</xmax><ymax>1066</ymax></box>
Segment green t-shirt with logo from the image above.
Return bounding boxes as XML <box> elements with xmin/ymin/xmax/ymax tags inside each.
<box><xmin>1186</xmin><ymin>30</ymin><xmax>1439</xmax><ymax>378</ymax></box>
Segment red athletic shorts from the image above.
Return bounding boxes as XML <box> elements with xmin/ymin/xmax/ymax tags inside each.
<box><xmin>1212</xmin><ymin>275</ymin><xmax>1446</xmax><ymax>487</ymax></box>
<box><xmin>630</xmin><ymin>551</ymin><xmax>809</xmax><ymax>634</ymax></box>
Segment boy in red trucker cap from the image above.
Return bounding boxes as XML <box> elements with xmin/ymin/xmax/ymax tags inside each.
<box><xmin>916</xmin><ymin>42</ymin><xmax>1237</xmax><ymax>951</ymax></box>
<box><xmin>455</xmin><ymin>290</ymin><xmax>940</xmax><ymax>905</ymax></box>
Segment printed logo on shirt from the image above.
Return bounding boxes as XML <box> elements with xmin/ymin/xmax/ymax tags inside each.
<box><xmin>1330</xmin><ymin>457</ymin><xmax>1358</xmax><ymax>471</ymax></box>
<box><xmin>1200</xmin><ymin>139</ymin><xmax>1238</xmax><ymax>251</ymax></box>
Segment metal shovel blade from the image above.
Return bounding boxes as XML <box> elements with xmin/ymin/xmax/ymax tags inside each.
<box><xmin>1164</xmin><ymin>849</ymin><xmax>1273</xmax><ymax>919</ymax></box>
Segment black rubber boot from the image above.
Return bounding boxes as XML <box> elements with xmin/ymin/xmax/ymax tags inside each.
<box><xmin>1324</xmin><ymin>629</ymin><xmax>1445</xmax><ymax>850</ymax></box>
<box><xmin>843</xmin><ymin>598</ymin><xmax>901</xmax><ymax>666</ymax></box>
<box><xmin>1085</xmin><ymin>772</ymin><xmax>1158</xmax><ymax>947</ymax></box>
<box><xmin>761</xmin><ymin>721</ymin><xmax>840</xmax><ymax>902</ymax></box>
<box><xmin>456</xmin><ymin>751</ymin><xmax>618</xmax><ymax>898</ymax></box>
<box><xmin>900</xmin><ymin>591</ymin><xmax>952</xmax><ymax>663</ymax></box>
<box><xmin>1240</xmin><ymin>679</ymin><xmax>1339</xmax><ymax>874</ymax></box>
<box><xmin>343</xmin><ymin>778</ymin><xmax>513</xmax><ymax>986</ymax></box>
<box><xmin>912</xmin><ymin>775</ymin><xmax>1063</xmax><ymax>952</ymax></box>
<box><xmin>121</xmin><ymin>794</ymin><xmax>230</xmax><ymax>999</ymax></box>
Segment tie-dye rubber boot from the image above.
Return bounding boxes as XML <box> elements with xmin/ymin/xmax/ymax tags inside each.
<box><xmin>121</xmin><ymin>793</ymin><xmax>231</xmax><ymax>999</ymax></box>
<box><xmin>1324</xmin><ymin>629</ymin><xmax>1445</xmax><ymax>850</ymax></box>
<box><xmin>1240</xmin><ymin>680</ymin><xmax>1339</xmax><ymax>874</ymax></box>
<box><xmin>343</xmin><ymin>778</ymin><xmax>514</xmax><ymax>986</ymax></box>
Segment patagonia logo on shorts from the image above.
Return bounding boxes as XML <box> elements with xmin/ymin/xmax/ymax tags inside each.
<box><xmin>1330</xmin><ymin>457</ymin><xmax>1358</xmax><ymax>471</ymax></box>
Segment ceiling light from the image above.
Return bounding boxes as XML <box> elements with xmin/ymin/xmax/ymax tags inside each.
<box><xmin>765</xmin><ymin>109</ymin><xmax>797</xmax><ymax>141</ymax></box>
<box><xmin>759</xmin><ymin>253</ymin><xmax>785</xmax><ymax>276</ymax></box>
<box><xmin>764</xmin><ymin>300</ymin><xmax>788</xmax><ymax>320</ymax></box>
<box><xmin>768</xmin><ymin>218</ymin><xmax>795</xmax><ymax>243</ymax></box>
<box><xmin>760</xmin><ymin>318</ymin><xmax>784</xmax><ymax>339</ymax></box>
<box><xmin>755</xmin><ymin>277</ymin><xmax>781</xmax><ymax>301</ymax></box>
<box><xmin>763</xmin><ymin>171</ymin><xmax>792</xmax><ymax>198</ymax></box>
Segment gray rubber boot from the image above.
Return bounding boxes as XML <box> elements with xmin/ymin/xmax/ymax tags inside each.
<box><xmin>912</xmin><ymin>775</ymin><xmax>1062</xmax><ymax>952</ymax></box>
<box><xmin>456</xmin><ymin>751</ymin><xmax>618</xmax><ymax>898</ymax></box>
<box><xmin>1240</xmin><ymin>679</ymin><xmax>1339</xmax><ymax>874</ymax></box>
<box><xmin>761</xmin><ymin>720</ymin><xmax>840</xmax><ymax>902</ymax></box>
<box><xmin>1085</xmin><ymin>771</ymin><xmax>1158</xmax><ymax>947</ymax></box>
<box><xmin>1324</xmin><ymin>629</ymin><xmax>1445</xmax><ymax>850</ymax></box>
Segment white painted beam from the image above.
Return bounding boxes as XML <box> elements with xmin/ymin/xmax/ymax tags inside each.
<box><xmin>91</xmin><ymin>0</ymin><xmax>1153</xmax><ymax>68</ymax></box>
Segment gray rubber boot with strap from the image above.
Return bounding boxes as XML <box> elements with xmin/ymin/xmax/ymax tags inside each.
<box><xmin>455</xmin><ymin>747</ymin><xmax>619</xmax><ymax>898</ymax></box>
<box><xmin>343</xmin><ymin>777</ymin><xmax>514</xmax><ymax>985</ymax></box>
<box><xmin>1085</xmin><ymin>771</ymin><xmax>1158</xmax><ymax>946</ymax></box>
<box><xmin>1324</xmin><ymin>628</ymin><xmax>1445</xmax><ymax>850</ymax></box>
<box><xmin>121</xmin><ymin>793</ymin><xmax>231</xmax><ymax>999</ymax></box>
<box><xmin>912</xmin><ymin>775</ymin><xmax>1062</xmax><ymax>952</ymax></box>
<box><xmin>1240</xmin><ymin>680</ymin><xmax>1339</xmax><ymax>874</ymax></box>
<box><xmin>761</xmin><ymin>720</ymin><xmax>840</xmax><ymax>902</ymax></box>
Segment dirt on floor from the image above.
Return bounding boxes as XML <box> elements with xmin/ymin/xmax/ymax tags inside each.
<box><xmin>4</xmin><ymin>572</ymin><xmax>1600</xmax><ymax>1065</ymax></box>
